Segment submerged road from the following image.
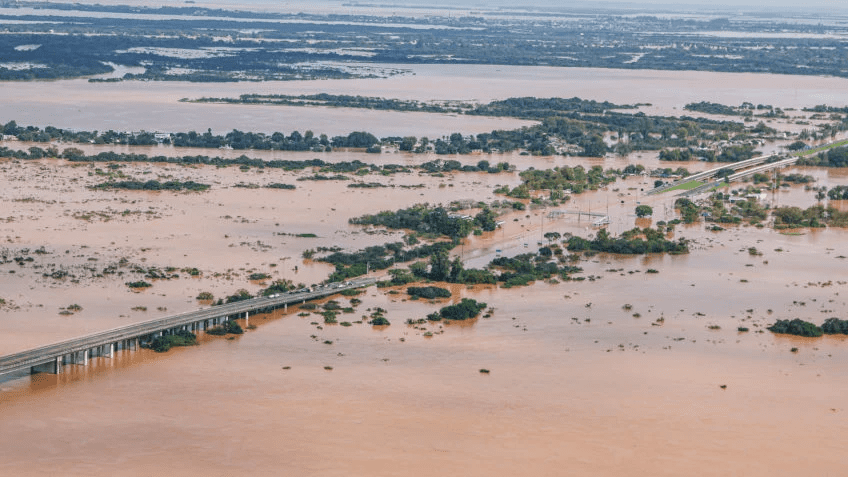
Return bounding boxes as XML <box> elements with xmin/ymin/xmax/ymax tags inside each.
<box><xmin>0</xmin><ymin>277</ymin><xmax>378</xmax><ymax>377</ymax></box>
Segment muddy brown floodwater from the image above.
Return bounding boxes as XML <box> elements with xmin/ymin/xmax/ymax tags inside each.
<box><xmin>3</xmin><ymin>64</ymin><xmax>848</xmax><ymax>135</ymax></box>
<box><xmin>2</xmin><ymin>67</ymin><xmax>848</xmax><ymax>476</ymax></box>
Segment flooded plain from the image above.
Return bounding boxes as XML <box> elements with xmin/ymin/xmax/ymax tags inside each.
<box><xmin>2</xmin><ymin>67</ymin><xmax>848</xmax><ymax>476</ymax></box>
<box><xmin>3</xmin><ymin>64</ymin><xmax>848</xmax><ymax>136</ymax></box>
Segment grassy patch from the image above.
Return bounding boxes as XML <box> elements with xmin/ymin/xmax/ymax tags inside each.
<box><xmin>708</xmin><ymin>181</ymin><xmax>730</xmax><ymax>192</ymax></box>
<box><xmin>665</xmin><ymin>180</ymin><xmax>704</xmax><ymax>192</ymax></box>
<box><xmin>793</xmin><ymin>139</ymin><xmax>848</xmax><ymax>157</ymax></box>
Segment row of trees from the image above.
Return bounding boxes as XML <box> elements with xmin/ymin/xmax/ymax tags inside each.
<box><xmin>828</xmin><ymin>186</ymin><xmax>848</xmax><ymax>200</ymax></box>
<box><xmin>772</xmin><ymin>205</ymin><xmax>848</xmax><ymax>228</ymax></box>
<box><xmin>319</xmin><ymin>241</ymin><xmax>457</xmax><ymax>283</ymax></box>
<box><xmin>171</xmin><ymin>129</ymin><xmax>378</xmax><ymax>151</ymax></box>
<box><xmin>566</xmin><ymin>228</ymin><xmax>689</xmax><ymax>255</ymax></box>
<box><xmin>499</xmin><ymin>165</ymin><xmax>617</xmax><ymax>198</ymax></box>
<box><xmin>0</xmin><ymin>146</ymin><xmax>465</xmax><ymax>178</ymax></box>
<box><xmin>659</xmin><ymin>144</ymin><xmax>758</xmax><ymax>163</ymax></box>
<box><xmin>196</xmin><ymin>95</ymin><xmax>637</xmax><ymax>120</ymax></box>
<box><xmin>2</xmin><ymin>98</ymin><xmax>759</xmax><ymax>159</ymax></box>
<box><xmin>8</xmin><ymin>7</ymin><xmax>848</xmax><ymax>81</ymax></box>
<box><xmin>418</xmin><ymin>159</ymin><xmax>512</xmax><ymax>174</ymax></box>
<box><xmin>797</xmin><ymin>145</ymin><xmax>848</xmax><ymax>168</ymax></box>
<box><xmin>349</xmin><ymin>205</ymin><xmax>473</xmax><ymax>239</ymax></box>
<box><xmin>487</xmin><ymin>249</ymin><xmax>583</xmax><ymax>288</ymax></box>
<box><xmin>432</xmin><ymin>299</ymin><xmax>488</xmax><ymax>321</ymax></box>
<box><xmin>767</xmin><ymin>318</ymin><xmax>848</xmax><ymax>337</ymax></box>
<box><xmin>91</xmin><ymin>180</ymin><xmax>210</xmax><ymax>192</ymax></box>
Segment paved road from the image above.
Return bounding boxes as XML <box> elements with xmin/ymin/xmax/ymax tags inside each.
<box><xmin>647</xmin><ymin>153</ymin><xmax>779</xmax><ymax>195</ymax></box>
<box><xmin>678</xmin><ymin>156</ymin><xmax>802</xmax><ymax>197</ymax></box>
<box><xmin>0</xmin><ymin>277</ymin><xmax>378</xmax><ymax>376</ymax></box>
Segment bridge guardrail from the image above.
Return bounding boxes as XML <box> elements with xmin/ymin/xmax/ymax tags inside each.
<box><xmin>0</xmin><ymin>277</ymin><xmax>378</xmax><ymax>375</ymax></box>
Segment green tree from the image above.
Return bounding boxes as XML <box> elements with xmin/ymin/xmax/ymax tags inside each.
<box><xmin>579</xmin><ymin>134</ymin><xmax>608</xmax><ymax>157</ymax></box>
<box><xmin>225</xmin><ymin>289</ymin><xmax>252</xmax><ymax>303</ymax></box>
<box><xmin>399</xmin><ymin>136</ymin><xmax>417</xmax><ymax>151</ymax></box>
<box><xmin>635</xmin><ymin>205</ymin><xmax>653</xmax><ymax>218</ymax></box>
<box><xmin>262</xmin><ymin>279</ymin><xmax>293</xmax><ymax>296</ymax></box>
<box><xmin>449</xmin><ymin>257</ymin><xmax>464</xmax><ymax>283</ymax></box>
<box><xmin>786</xmin><ymin>140</ymin><xmax>807</xmax><ymax>151</ymax></box>
<box><xmin>61</xmin><ymin>147</ymin><xmax>85</xmax><ymax>160</ymax></box>
<box><xmin>715</xmin><ymin>168</ymin><xmax>734</xmax><ymax>180</ymax></box>
<box><xmin>409</xmin><ymin>261</ymin><xmax>428</xmax><ymax>278</ymax></box>
<box><xmin>2</xmin><ymin>120</ymin><xmax>18</xmax><ymax>135</ymax></box>
<box><xmin>429</xmin><ymin>249</ymin><xmax>451</xmax><ymax>281</ymax></box>
<box><xmin>474</xmin><ymin>207</ymin><xmax>497</xmax><ymax>231</ymax></box>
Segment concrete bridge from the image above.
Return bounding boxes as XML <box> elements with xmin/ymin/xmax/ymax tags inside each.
<box><xmin>677</xmin><ymin>155</ymin><xmax>803</xmax><ymax>197</ymax></box>
<box><xmin>647</xmin><ymin>153</ymin><xmax>781</xmax><ymax>195</ymax></box>
<box><xmin>650</xmin><ymin>139</ymin><xmax>848</xmax><ymax>197</ymax></box>
<box><xmin>0</xmin><ymin>277</ymin><xmax>377</xmax><ymax>377</ymax></box>
<box><xmin>726</xmin><ymin>156</ymin><xmax>798</xmax><ymax>182</ymax></box>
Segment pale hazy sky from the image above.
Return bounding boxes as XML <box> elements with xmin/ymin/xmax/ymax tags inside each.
<box><xmin>235</xmin><ymin>0</ymin><xmax>848</xmax><ymax>13</ymax></box>
<box><xmin>410</xmin><ymin>0</ymin><xmax>845</xmax><ymax>10</ymax></box>
<box><xmin>46</xmin><ymin>0</ymin><xmax>848</xmax><ymax>14</ymax></box>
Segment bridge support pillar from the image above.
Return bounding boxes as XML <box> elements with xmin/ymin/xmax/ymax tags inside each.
<box><xmin>245</xmin><ymin>311</ymin><xmax>249</xmax><ymax>327</ymax></box>
<box><xmin>284</xmin><ymin>303</ymin><xmax>287</xmax><ymax>312</ymax></box>
<box><xmin>66</xmin><ymin>350</ymin><xmax>89</xmax><ymax>366</ymax></box>
<box><xmin>31</xmin><ymin>356</ymin><xmax>63</xmax><ymax>375</ymax></box>
<box><xmin>104</xmin><ymin>343</ymin><xmax>114</xmax><ymax>358</ymax></box>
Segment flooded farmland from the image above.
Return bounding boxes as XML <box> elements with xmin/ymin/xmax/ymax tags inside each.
<box><xmin>2</xmin><ymin>66</ymin><xmax>848</xmax><ymax>476</ymax></box>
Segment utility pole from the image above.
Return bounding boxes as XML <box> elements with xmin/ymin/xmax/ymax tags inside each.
<box><xmin>540</xmin><ymin>211</ymin><xmax>544</xmax><ymax>244</ymax></box>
